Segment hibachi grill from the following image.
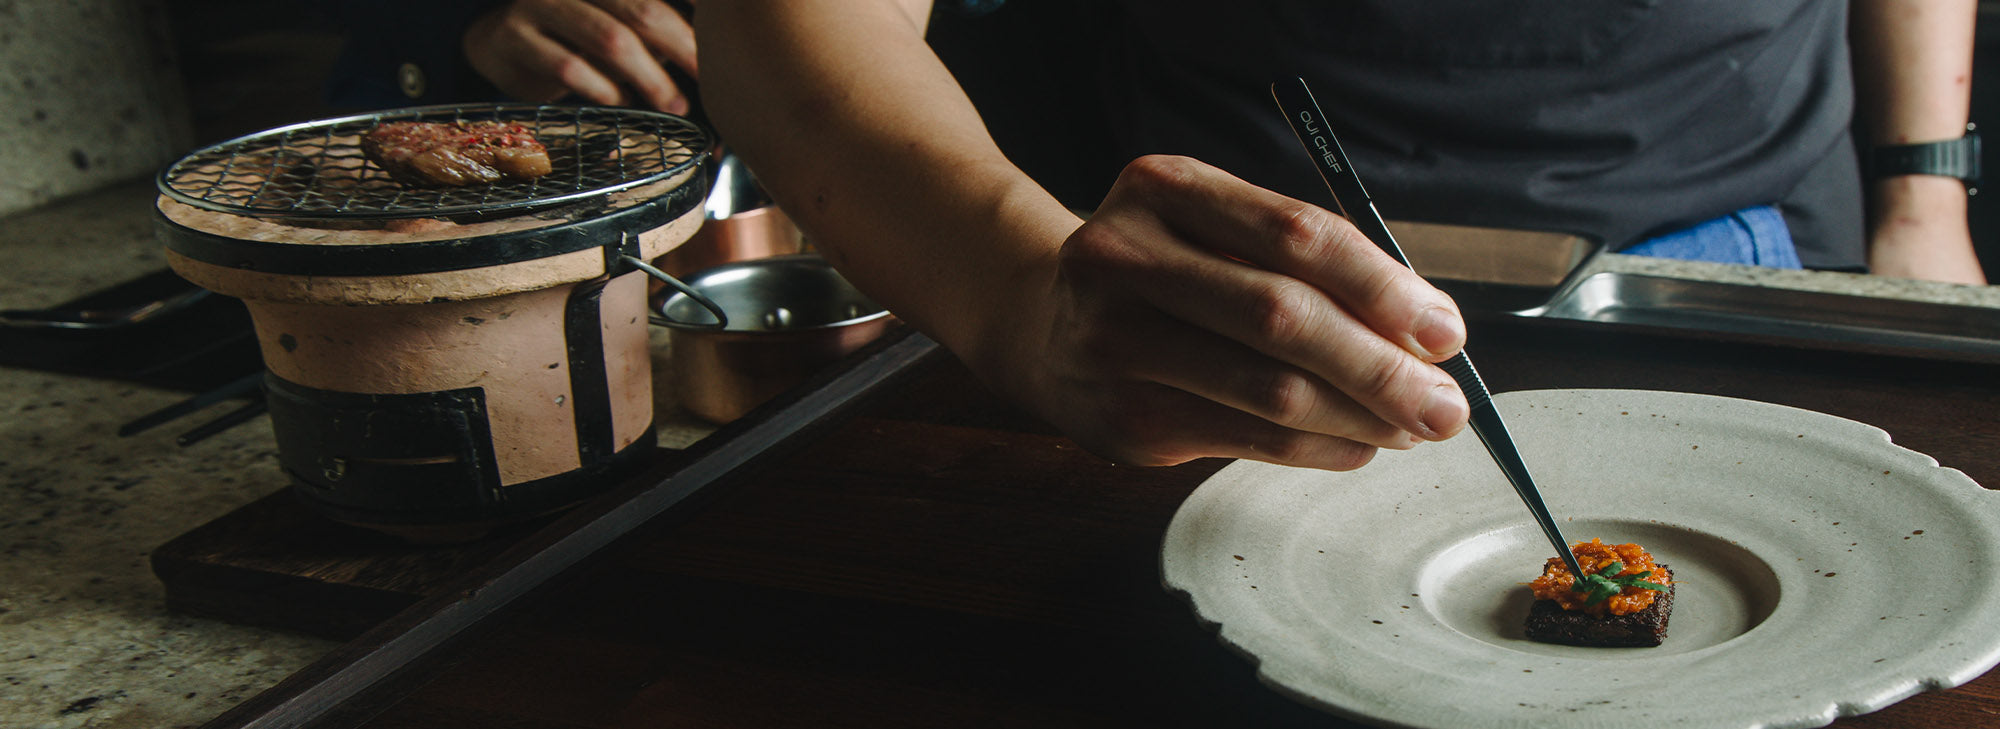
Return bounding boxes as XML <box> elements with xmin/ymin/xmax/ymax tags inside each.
<box><xmin>154</xmin><ymin>104</ymin><xmax>714</xmax><ymax>541</ymax></box>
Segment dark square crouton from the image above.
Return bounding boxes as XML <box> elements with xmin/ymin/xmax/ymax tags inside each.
<box><xmin>1524</xmin><ymin>566</ymin><xmax>1674</xmax><ymax>647</ymax></box>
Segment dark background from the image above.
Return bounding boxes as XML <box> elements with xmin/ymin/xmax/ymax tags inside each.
<box><xmin>1971</xmin><ymin>3</ymin><xmax>2000</xmax><ymax>272</ymax></box>
<box><xmin>162</xmin><ymin>0</ymin><xmax>2000</xmax><ymax>275</ymax></box>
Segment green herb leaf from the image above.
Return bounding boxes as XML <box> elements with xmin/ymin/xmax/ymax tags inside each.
<box><xmin>1574</xmin><ymin>573</ymin><xmax>1617</xmax><ymax>604</ymax></box>
<box><xmin>1567</xmin><ymin>560</ymin><xmax>1668</xmax><ymax>602</ymax></box>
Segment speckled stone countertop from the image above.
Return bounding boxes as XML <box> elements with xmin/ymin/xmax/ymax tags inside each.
<box><xmin>2</xmin><ymin>180</ymin><xmax>1995</xmax><ymax>729</ymax></box>
<box><xmin>0</xmin><ymin>182</ymin><xmax>330</xmax><ymax>729</ymax></box>
<box><xmin>0</xmin><ymin>180</ymin><xmax>715</xmax><ymax>729</ymax></box>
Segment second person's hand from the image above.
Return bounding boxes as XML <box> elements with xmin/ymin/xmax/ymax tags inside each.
<box><xmin>463</xmin><ymin>0</ymin><xmax>698</xmax><ymax>113</ymax></box>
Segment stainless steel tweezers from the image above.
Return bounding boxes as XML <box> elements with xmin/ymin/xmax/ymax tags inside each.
<box><xmin>1271</xmin><ymin>76</ymin><xmax>1585</xmax><ymax>580</ymax></box>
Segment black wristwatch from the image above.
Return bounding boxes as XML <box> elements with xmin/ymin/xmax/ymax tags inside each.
<box><xmin>1870</xmin><ymin>123</ymin><xmax>1981</xmax><ymax>195</ymax></box>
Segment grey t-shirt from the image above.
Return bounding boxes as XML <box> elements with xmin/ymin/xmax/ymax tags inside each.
<box><xmin>1097</xmin><ymin>1</ymin><xmax>1864</xmax><ymax>269</ymax></box>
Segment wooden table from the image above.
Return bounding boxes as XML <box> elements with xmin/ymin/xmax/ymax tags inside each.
<box><xmin>199</xmin><ymin>314</ymin><xmax>2000</xmax><ymax>729</ymax></box>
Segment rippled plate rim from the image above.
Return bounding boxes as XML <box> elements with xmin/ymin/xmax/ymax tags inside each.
<box><xmin>1160</xmin><ymin>388</ymin><xmax>2000</xmax><ymax>729</ymax></box>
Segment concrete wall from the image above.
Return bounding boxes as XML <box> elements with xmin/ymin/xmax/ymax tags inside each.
<box><xmin>0</xmin><ymin>0</ymin><xmax>192</xmax><ymax>218</ymax></box>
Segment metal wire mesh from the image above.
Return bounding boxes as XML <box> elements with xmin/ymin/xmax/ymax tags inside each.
<box><xmin>158</xmin><ymin>104</ymin><xmax>711</xmax><ymax>221</ymax></box>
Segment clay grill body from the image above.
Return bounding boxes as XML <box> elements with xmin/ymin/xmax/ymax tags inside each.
<box><xmin>155</xmin><ymin>104</ymin><xmax>713</xmax><ymax>539</ymax></box>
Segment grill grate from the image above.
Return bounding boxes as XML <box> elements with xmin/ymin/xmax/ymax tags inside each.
<box><xmin>158</xmin><ymin>104</ymin><xmax>711</xmax><ymax>221</ymax></box>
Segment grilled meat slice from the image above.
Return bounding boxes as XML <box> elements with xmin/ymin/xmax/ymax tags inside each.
<box><xmin>361</xmin><ymin>121</ymin><xmax>553</xmax><ymax>187</ymax></box>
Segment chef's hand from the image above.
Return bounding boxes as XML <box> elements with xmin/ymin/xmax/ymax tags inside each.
<box><xmin>463</xmin><ymin>0</ymin><xmax>697</xmax><ymax>114</ymax></box>
<box><xmin>1867</xmin><ymin>175</ymin><xmax>1988</xmax><ymax>285</ymax></box>
<box><xmin>973</xmin><ymin>155</ymin><xmax>1471</xmax><ymax>470</ymax></box>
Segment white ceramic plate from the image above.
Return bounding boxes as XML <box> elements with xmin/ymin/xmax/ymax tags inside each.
<box><xmin>1162</xmin><ymin>389</ymin><xmax>2000</xmax><ymax>729</ymax></box>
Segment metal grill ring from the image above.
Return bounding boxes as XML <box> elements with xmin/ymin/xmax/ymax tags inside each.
<box><xmin>158</xmin><ymin>104</ymin><xmax>712</xmax><ymax>222</ymax></box>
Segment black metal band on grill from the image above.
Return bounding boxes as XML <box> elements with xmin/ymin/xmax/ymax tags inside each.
<box><xmin>563</xmin><ymin>278</ymin><xmax>617</xmax><ymax>465</ymax></box>
<box><xmin>262</xmin><ymin>372</ymin><xmax>504</xmax><ymax>511</ymax></box>
<box><xmin>289</xmin><ymin>422</ymin><xmax>659</xmax><ymax>528</ymax></box>
<box><xmin>156</xmin><ymin>176</ymin><xmax>706</xmax><ymax>277</ymax></box>
<box><xmin>602</xmin><ymin>228</ymin><xmax>646</xmax><ymax>277</ymax></box>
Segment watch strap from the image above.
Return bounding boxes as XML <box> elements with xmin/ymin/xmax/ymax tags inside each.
<box><xmin>1870</xmin><ymin>126</ymin><xmax>1981</xmax><ymax>193</ymax></box>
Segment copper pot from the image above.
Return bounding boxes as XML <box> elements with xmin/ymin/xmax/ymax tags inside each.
<box><xmin>652</xmin><ymin>150</ymin><xmax>804</xmax><ymax>277</ymax></box>
<box><xmin>654</xmin><ymin>204</ymin><xmax>804</xmax><ymax>277</ymax></box>
<box><xmin>655</xmin><ymin>255</ymin><xmax>891</xmax><ymax>423</ymax></box>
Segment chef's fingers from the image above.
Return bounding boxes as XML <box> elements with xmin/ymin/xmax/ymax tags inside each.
<box><xmin>465</xmin><ymin>5</ymin><xmax>628</xmax><ymax>106</ymax></box>
<box><xmin>1077</xmin><ymin>156</ymin><xmax>1468</xmax><ymax>440</ymax></box>
<box><xmin>586</xmin><ymin>0</ymin><xmax>700</xmax><ymax>80</ymax></box>
<box><xmin>516</xmin><ymin>26</ymin><xmax>630</xmax><ymax>107</ymax></box>
<box><xmin>1068</xmin><ymin>381</ymin><xmax>1384</xmax><ymax>471</ymax></box>
<box><xmin>1121</xmin><ymin>155</ymin><xmax>1467</xmax><ymax>364</ymax></box>
<box><xmin>526</xmin><ymin>0</ymin><xmax>687</xmax><ymax>113</ymax></box>
<box><xmin>1073</xmin><ymin>304</ymin><xmax>1417</xmax><ymax>449</ymax></box>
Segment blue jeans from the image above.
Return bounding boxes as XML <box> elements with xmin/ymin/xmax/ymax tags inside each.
<box><xmin>1622</xmin><ymin>206</ymin><xmax>1803</xmax><ymax>269</ymax></box>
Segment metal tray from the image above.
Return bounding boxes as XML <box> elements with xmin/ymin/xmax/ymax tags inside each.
<box><xmin>1389</xmin><ymin>220</ymin><xmax>1600</xmax><ymax>313</ymax></box>
<box><xmin>1527</xmin><ymin>271</ymin><xmax>2000</xmax><ymax>362</ymax></box>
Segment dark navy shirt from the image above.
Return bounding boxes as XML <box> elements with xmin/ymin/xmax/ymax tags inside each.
<box><xmin>321</xmin><ymin>1</ymin><xmax>506</xmax><ymax>110</ymax></box>
<box><xmin>1098</xmin><ymin>1</ymin><xmax>1864</xmax><ymax>268</ymax></box>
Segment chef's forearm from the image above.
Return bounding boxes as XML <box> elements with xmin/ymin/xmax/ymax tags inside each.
<box><xmin>695</xmin><ymin>0</ymin><xmax>1081</xmax><ymax>361</ymax></box>
<box><xmin>1849</xmin><ymin>0</ymin><xmax>1981</xmax><ymax>282</ymax></box>
<box><xmin>1850</xmin><ymin>0</ymin><xmax>1975</xmax><ymax>148</ymax></box>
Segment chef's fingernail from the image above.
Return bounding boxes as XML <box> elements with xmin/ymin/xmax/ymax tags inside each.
<box><xmin>1419</xmin><ymin>384</ymin><xmax>1468</xmax><ymax>440</ymax></box>
<box><xmin>1413</xmin><ymin>306</ymin><xmax>1463</xmax><ymax>358</ymax></box>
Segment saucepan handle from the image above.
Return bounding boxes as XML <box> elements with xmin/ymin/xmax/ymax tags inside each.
<box><xmin>621</xmin><ymin>254</ymin><xmax>729</xmax><ymax>329</ymax></box>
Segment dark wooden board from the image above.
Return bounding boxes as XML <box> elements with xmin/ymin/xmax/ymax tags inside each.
<box><xmin>160</xmin><ymin>314</ymin><xmax>2000</xmax><ymax>728</ymax></box>
<box><xmin>345</xmin><ymin>315</ymin><xmax>2000</xmax><ymax>729</ymax></box>
<box><xmin>151</xmin><ymin>477</ymin><xmax>632</xmax><ymax>640</ymax></box>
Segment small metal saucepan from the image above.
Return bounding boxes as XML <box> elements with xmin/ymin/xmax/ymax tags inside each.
<box><xmin>653</xmin><ymin>254</ymin><xmax>892</xmax><ymax>423</ymax></box>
